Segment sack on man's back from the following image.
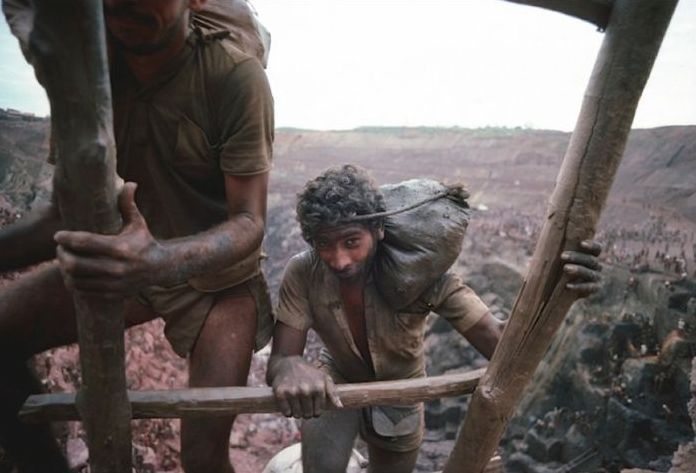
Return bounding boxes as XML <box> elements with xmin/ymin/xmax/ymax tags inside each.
<box><xmin>375</xmin><ymin>179</ymin><xmax>471</xmax><ymax>310</ymax></box>
<box><xmin>193</xmin><ymin>0</ymin><xmax>271</xmax><ymax>67</ymax></box>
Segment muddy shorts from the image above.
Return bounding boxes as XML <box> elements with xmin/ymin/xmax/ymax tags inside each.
<box><xmin>137</xmin><ymin>273</ymin><xmax>274</xmax><ymax>358</ymax></box>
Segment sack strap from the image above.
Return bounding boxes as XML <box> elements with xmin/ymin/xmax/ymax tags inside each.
<box><xmin>345</xmin><ymin>184</ymin><xmax>469</xmax><ymax>223</ymax></box>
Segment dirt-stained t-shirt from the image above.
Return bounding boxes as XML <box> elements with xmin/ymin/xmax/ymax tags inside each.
<box><xmin>276</xmin><ymin>250</ymin><xmax>490</xmax><ymax>384</ymax></box>
<box><xmin>110</xmin><ymin>28</ymin><xmax>274</xmax><ymax>291</ymax></box>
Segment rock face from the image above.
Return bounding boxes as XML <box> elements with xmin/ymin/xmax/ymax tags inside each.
<box><xmin>668</xmin><ymin>357</ymin><xmax>696</xmax><ymax>473</ymax></box>
<box><xmin>0</xmin><ymin>109</ymin><xmax>51</xmax><ymax>210</ymax></box>
<box><xmin>501</xmin><ymin>269</ymin><xmax>696</xmax><ymax>473</ymax></box>
<box><xmin>418</xmin><ymin>257</ymin><xmax>696</xmax><ymax>472</ymax></box>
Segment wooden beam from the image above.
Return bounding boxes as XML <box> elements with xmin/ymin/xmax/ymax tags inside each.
<box><xmin>10</xmin><ymin>0</ymin><xmax>132</xmax><ymax>470</ymax></box>
<box><xmin>444</xmin><ymin>1</ymin><xmax>678</xmax><ymax>472</ymax></box>
<box><xmin>20</xmin><ymin>368</ymin><xmax>484</xmax><ymax>422</ymax></box>
<box><xmin>503</xmin><ymin>0</ymin><xmax>613</xmax><ymax>29</ymax></box>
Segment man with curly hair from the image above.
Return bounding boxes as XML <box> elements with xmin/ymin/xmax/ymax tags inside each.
<box><xmin>266</xmin><ymin>165</ymin><xmax>603</xmax><ymax>473</ymax></box>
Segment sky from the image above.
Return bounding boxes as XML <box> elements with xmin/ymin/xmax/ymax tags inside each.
<box><xmin>1</xmin><ymin>0</ymin><xmax>694</xmax><ymax>131</ymax></box>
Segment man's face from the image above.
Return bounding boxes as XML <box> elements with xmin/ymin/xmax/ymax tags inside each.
<box><xmin>313</xmin><ymin>224</ymin><xmax>383</xmax><ymax>281</ymax></box>
<box><xmin>103</xmin><ymin>0</ymin><xmax>192</xmax><ymax>55</ymax></box>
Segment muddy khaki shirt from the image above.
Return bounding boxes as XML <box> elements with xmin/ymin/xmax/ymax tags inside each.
<box><xmin>110</xmin><ymin>28</ymin><xmax>274</xmax><ymax>291</ymax></box>
<box><xmin>277</xmin><ymin>250</ymin><xmax>490</xmax><ymax>384</ymax></box>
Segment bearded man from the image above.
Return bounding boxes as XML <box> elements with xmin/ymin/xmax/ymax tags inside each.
<box><xmin>0</xmin><ymin>1</ymin><xmax>273</xmax><ymax>472</ymax></box>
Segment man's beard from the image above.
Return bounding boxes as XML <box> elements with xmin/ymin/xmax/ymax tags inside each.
<box><xmin>334</xmin><ymin>235</ymin><xmax>379</xmax><ymax>281</ymax></box>
<box><xmin>106</xmin><ymin>6</ymin><xmax>188</xmax><ymax>56</ymax></box>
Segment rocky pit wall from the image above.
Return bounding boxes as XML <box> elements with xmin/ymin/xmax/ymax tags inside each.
<box><xmin>502</xmin><ymin>270</ymin><xmax>695</xmax><ymax>473</ymax></box>
<box><xmin>418</xmin><ymin>226</ymin><xmax>696</xmax><ymax>472</ymax></box>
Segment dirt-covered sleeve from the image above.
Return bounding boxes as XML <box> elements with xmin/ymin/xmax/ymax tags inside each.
<box><xmin>276</xmin><ymin>253</ymin><xmax>314</xmax><ymax>332</ymax></box>
<box><xmin>216</xmin><ymin>58</ymin><xmax>274</xmax><ymax>176</ymax></box>
<box><xmin>426</xmin><ymin>273</ymin><xmax>490</xmax><ymax>335</ymax></box>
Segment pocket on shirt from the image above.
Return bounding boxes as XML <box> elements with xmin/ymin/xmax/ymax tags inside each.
<box><xmin>172</xmin><ymin>116</ymin><xmax>216</xmax><ymax>179</ymax></box>
<box><xmin>369</xmin><ymin>404</ymin><xmax>422</xmax><ymax>437</ymax></box>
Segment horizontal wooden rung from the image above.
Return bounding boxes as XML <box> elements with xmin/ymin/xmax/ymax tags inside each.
<box><xmin>20</xmin><ymin>368</ymin><xmax>484</xmax><ymax>423</ymax></box>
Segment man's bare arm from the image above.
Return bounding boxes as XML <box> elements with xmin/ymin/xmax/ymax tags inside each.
<box><xmin>266</xmin><ymin>321</ymin><xmax>308</xmax><ymax>383</ymax></box>
<box><xmin>462</xmin><ymin>312</ymin><xmax>506</xmax><ymax>360</ymax></box>
<box><xmin>267</xmin><ymin>321</ymin><xmax>342</xmax><ymax>418</ymax></box>
<box><xmin>0</xmin><ymin>200</ymin><xmax>63</xmax><ymax>271</ymax></box>
<box><xmin>158</xmin><ymin>170</ymin><xmax>269</xmax><ymax>285</ymax></box>
<box><xmin>458</xmin><ymin>239</ymin><xmax>603</xmax><ymax>360</ymax></box>
<box><xmin>53</xmin><ymin>172</ymin><xmax>268</xmax><ymax>298</ymax></box>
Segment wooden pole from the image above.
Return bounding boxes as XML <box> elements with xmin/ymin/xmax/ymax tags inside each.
<box><xmin>19</xmin><ymin>368</ymin><xmax>485</xmax><ymax>422</ymax></box>
<box><xmin>444</xmin><ymin>1</ymin><xmax>678</xmax><ymax>471</ymax></box>
<box><xmin>22</xmin><ymin>1</ymin><xmax>132</xmax><ymax>470</ymax></box>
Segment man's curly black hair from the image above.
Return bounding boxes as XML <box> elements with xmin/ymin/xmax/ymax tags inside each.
<box><xmin>296</xmin><ymin>164</ymin><xmax>386</xmax><ymax>242</ymax></box>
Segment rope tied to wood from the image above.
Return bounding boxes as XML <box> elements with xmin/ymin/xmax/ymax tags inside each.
<box><xmin>343</xmin><ymin>183</ymin><xmax>470</xmax><ymax>223</ymax></box>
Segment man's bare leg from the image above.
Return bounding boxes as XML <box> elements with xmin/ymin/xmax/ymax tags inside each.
<box><xmin>301</xmin><ymin>409</ymin><xmax>361</xmax><ymax>473</ymax></box>
<box><xmin>0</xmin><ymin>263</ymin><xmax>158</xmax><ymax>472</ymax></box>
<box><xmin>180</xmin><ymin>292</ymin><xmax>257</xmax><ymax>473</ymax></box>
<box><xmin>366</xmin><ymin>443</ymin><xmax>419</xmax><ymax>473</ymax></box>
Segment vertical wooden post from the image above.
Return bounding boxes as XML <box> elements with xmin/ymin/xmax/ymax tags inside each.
<box><xmin>444</xmin><ymin>1</ymin><xmax>678</xmax><ymax>471</ymax></box>
<box><xmin>23</xmin><ymin>0</ymin><xmax>132</xmax><ymax>470</ymax></box>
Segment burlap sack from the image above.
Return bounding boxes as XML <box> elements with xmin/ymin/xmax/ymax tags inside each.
<box><xmin>193</xmin><ymin>0</ymin><xmax>271</xmax><ymax>68</ymax></box>
<box><xmin>375</xmin><ymin>179</ymin><xmax>471</xmax><ymax>310</ymax></box>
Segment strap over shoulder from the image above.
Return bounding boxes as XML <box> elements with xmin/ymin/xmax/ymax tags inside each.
<box><xmin>192</xmin><ymin>0</ymin><xmax>271</xmax><ymax>68</ymax></box>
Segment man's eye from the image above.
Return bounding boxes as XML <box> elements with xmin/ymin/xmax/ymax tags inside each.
<box><xmin>314</xmin><ymin>240</ymin><xmax>331</xmax><ymax>250</ymax></box>
<box><xmin>345</xmin><ymin>239</ymin><xmax>359</xmax><ymax>248</ymax></box>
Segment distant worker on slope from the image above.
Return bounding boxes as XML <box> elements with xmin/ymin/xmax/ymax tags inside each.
<box><xmin>0</xmin><ymin>1</ymin><xmax>273</xmax><ymax>472</ymax></box>
<box><xmin>266</xmin><ymin>164</ymin><xmax>602</xmax><ymax>473</ymax></box>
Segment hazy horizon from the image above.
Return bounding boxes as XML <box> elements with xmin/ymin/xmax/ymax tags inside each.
<box><xmin>2</xmin><ymin>107</ymin><xmax>694</xmax><ymax>134</ymax></box>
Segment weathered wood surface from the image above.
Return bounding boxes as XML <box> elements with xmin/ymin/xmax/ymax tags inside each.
<box><xmin>504</xmin><ymin>0</ymin><xmax>612</xmax><ymax>28</ymax></box>
<box><xmin>20</xmin><ymin>368</ymin><xmax>484</xmax><ymax>422</ymax></box>
<box><xmin>482</xmin><ymin>455</ymin><xmax>504</xmax><ymax>473</ymax></box>
<box><xmin>444</xmin><ymin>1</ymin><xmax>678</xmax><ymax>472</ymax></box>
<box><xmin>8</xmin><ymin>0</ymin><xmax>132</xmax><ymax>470</ymax></box>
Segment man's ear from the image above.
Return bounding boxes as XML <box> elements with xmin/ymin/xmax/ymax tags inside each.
<box><xmin>377</xmin><ymin>227</ymin><xmax>385</xmax><ymax>241</ymax></box>
<box><xmin>189</xmin><ymin>0</ymin><xmax>208</xmax><ymax>12</ymax></box>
